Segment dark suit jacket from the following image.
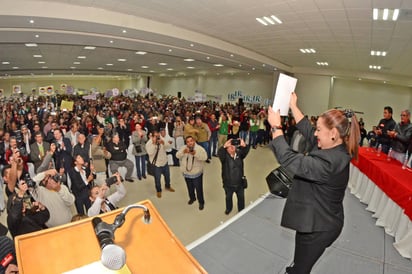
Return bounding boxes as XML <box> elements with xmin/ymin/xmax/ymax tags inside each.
<box><xmin>271</xmin><ymin>118</ymin><xmax>351</xmax><ymax>233</ymax></box>
<box><xmin>30</xmin><ymin>141</ymin><xmax>51</xmax><ymax>172</ymax></box>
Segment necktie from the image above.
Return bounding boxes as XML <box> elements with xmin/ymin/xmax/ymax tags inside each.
<box><xmin>39</xmin><ymin>144</ymin><xmax>44</xmax><ymax>157</ymax></box>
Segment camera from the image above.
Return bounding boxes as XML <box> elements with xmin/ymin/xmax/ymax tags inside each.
<box><xmin>52</xmin><ymin>174</ymin><xmax>62</xmax><ymax>183</ymax></box>
<box><xmin>189</xmin><ymin>146</ymin><xmax>194</xmax><ymax>152</ymax></box>
<box><xmin>54</xmin><ymin>141</ymin><xmax>61</xmax><ymax>150</ymax></box>
<box><xmin>231</xmin><ymin>139</ymin><xmax>240</xmax><ymax>147</ymax></box>
<box><xmin>105</xmin><ymin>175</ymin><xmax>118</xmax><ymax>187</ymax></box>
<box><xmin>24</xmin><ymin>173</ymin><xmax>36</xmax><ymax>188</ymax></box>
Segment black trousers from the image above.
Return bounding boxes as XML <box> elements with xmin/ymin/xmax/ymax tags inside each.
<box><xmin>224</xmin><ymin>185</ymin><xmax>245</xmax><ymax>212</ymax></box>
<box><xmin>287</xmin><ymin>229</ymin><xmax>342</xmax><ymax>274</ymax></box>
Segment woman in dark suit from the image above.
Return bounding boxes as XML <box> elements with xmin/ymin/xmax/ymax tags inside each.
<box><xmin>268</xmin><ymin>93</ymin><xmax>360</xmax><ymax>274</ymax></box>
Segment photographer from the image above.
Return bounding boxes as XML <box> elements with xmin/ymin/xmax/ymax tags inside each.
<box><xmin>5</xmin><ymin>136</ymin><xmax>29</xmax><ymax>172</ymax></box>
<box><xmin>68</xmin><ymin>155</ymin><xmax>94</xmax><ymax>215</ymax></box>
<box><xmin>146</xmin><ymin>130</ymin><xmax>175</xmax><ymax>198</ymax></box>
<box><xmin>131</xmin><ymin>124</ymin><xmax>148</xmax><ymax>180</ymax></box>
<box><xmin>176</xmin><ymin>136</ymin><xmax>207</xmax><ymax>210</ymax></box>
<box><xmin>87</xmin><ymin>172</ymin><xmax>126</xmax><ymax>217</ymax></box>
<box><xmin>6</xmin><ymin>179</ymin><xmax>49</xmax><ymax>238</ymax></box>
<box><xmin>218</xmin><ymin>138</ymin><xmax>250</xmax><ymax>215</ymax></box>
<box><xmin>106</xmin><ymin>133</ymin><xmax>134</xmax><ymax>182</ymax></box>
<box><xmin>31</xmin><ymin>169</ymin><xmax>75</xmax><ymax>227</ymax></box>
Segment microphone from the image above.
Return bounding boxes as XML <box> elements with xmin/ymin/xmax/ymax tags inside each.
<box><xmin>92</xmin><ymin>204</ymin><xmax>151</xmax><ymax>270</ymax></box>
<box><xmin>92</xmin><ymin>217</ymin><xmax>126</xmax><ymax>270</ymax></box>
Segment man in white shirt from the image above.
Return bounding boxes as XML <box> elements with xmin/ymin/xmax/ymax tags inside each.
<box><xmin>32</xmin><ymin>169</ymin><xmax>75</xmax><ymax>227</ymax></box>
<box><xmin>87</xmin><ymin>172</ymin><xmax>126</xmax><ymax>217</ymax></box>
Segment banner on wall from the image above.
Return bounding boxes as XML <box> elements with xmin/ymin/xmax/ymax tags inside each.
<box><xmin>13</xmin><ymin>85</ymin><xmax>22</xmax><ymax>94</ymax></box>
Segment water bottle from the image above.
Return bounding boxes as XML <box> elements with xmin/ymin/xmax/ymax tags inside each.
<box><xmin>402</xmin><ymin>151</ymin><xmax>409</xmax><ymax>169</ymax></box>
<box><xmin>377</xmin><ymin>144</ymin><xmax>382</xmax><ymax>157</ymax></box>
<box><xmin>387</xmin><ymin>147</ymin><xmax>392</xmax><ymax>161</ymax></box>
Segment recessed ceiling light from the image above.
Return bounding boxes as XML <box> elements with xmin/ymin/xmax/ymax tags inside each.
<box><xmin>38</xmin><ymin>61</ymin><xmax>45</xmax><ymax>64</ymax></box>
<box><xmin>135</xmin><ymin>51</ymin><xmax>147</xmax><ymax>55</ymax></box>
<box><xmin>29</xmin><ymin>19</ymin><xmax>34</xmax><ymax>24</ymax></box>
<box><xmin>141</xmin><ymin>65</ymin><xmax>149</xmax><ymax>69</ymax></box>
<box><xmin>117</xmin><ymin>59</ymin><xmax>127</xmax><ymax>62</ymax></box>
<box><xmin>262</xmin><ymin>64</ymin><xmax>266</xmax><ymax>67</ymax></box>
<box><xmin>73</xmin><ymin>62</ymin><xmax>80</xmax><ymax>65</ymax></box>
<box><xmin>256</xmin><ymin>15</ymin><xmax>282</xmax><ymax>26</ymax></box>
<box><xmin>206</xmin><ymin>56</ymin><xmax>210</xmax><ymax>60</ymax></box>
<box><xmin>70</xmin><ymin>66</ymin><xmax>76</xmax><ymax>69</ymax></box>
<box><xmin>168</xmin><ymin>49</ymin><xmax>173</xmax><ymax>52</ymax></box>
<box><xmin>369</xmin><ymin>65</ymin><xmax>381</xmax><ymax>70</ymax></box>
<box><xmin>371</xmin><ymin>50</ymin><xmax>387</xmax><ymax>56</ymax></box>
<box><xmin>35</xmin><ymin>34</ymin><xmax>39</xmax><ymax>38</ymax></box>
<box><xmin>149</xmin><ymin>70</ymin><xmax>155</xmax><ymax>73</ymax></box>
<box><xmin>12</xmin><ymin>67</ymin><xmax>19</xmax><ymax>69</ymax></box>
<box><xmin>127</xmin><ymin>69</ymin><xmax>133</xmax><ymax>71</ymax></box>
<box><xmin>252</xmin><ymin>67</ymin><xmax>256</xmax><ymax>70</ymax></box>
<box><xmin>25</xmin><ymin>43</ymin><xmax>38</xmax><ymax>47</ymax></box>
<box><xmin>84</xmin><ymin>46</ymin><xmax>96</xmax><ymax>50</ymax></box>
<box><xmin>2</xmin><ymin>62</ymin><xmax>10</xmax><ymax>65</ymax></box>
<box><xmin>97</xmin><ymin>67</ymin><xmax>103</xmax><ymax>70</ymax></box>
<box><xmin>166</xmin><ymin>68</ymin><xmax>174</xmax><ymax>71</ymax></box>
<box><xmin>187</xmin><ymin>66</ymin><xmax>195</xmax><ymax>69</ymax></box>
<box><xmin>300</xmin><ymin>48</ymin><xmax>316</xmax><ymax>53</ymax></box>
<box><xmin>230</xmin><ymin>54</ymin><xmax>234</xmax><ymax>58</ymax></box>
<box><xmin>273</xmin><ymin>68</ymin><xmax>277</xmax><ymax>71</ymax></box>
<box><xmin>190</xmin><ymin>43</ymin><xmax>194</xmax><ymax>47</ymax></box>
<box><xmin>41</xmin><ymin>66</ymin><xmax>48</xmax><ymax>69</ymax></box>
<box><xmin>122</xmin><ymin>29</ymin><xmax>127</xmax><ymax>33</ymax></box>
<box><xmin>184</xmin><ymin>58</ymin><xmax>195</xmax><ymax>62</ymax></box>
<box><xmin>106</xmin><ymin>64</ymin><xmax>113</xmax><ymax>66</ymax></box>
<box><xmin>33</xmin><ymin>55</ymin><xmax>42</xmax><ymax>58</ymax></box>
<box><xmin>77</xmin><ymin>56</ymin><xmax>86</xmax><ymax>59</ymax></box>
<box><xmin>158</xmin><ymin>63</ymin><xmax>168</xmax><ymax>66</ymax></box>
<box><xmin>238</xmin><ymin>64</ymin><xmax>242</xmax><ymax>67</ymax></box>
<box><xmin>316</xmin><ymin>62</ymin><xmax>329</xmax><ymax>66</ymax></box>
<box><xmin>213</xmin><ymin>64</ymin><xmax>224</xmax><ymax>67</ymax></box>
<box><xmin>109</xmin><ymin>40</ymin><xmax>114</xmax><ymax>44</ymax></box>
<box><xmin>373</xmin><ymin>8</ymin><xmax>399</xmax><ymax>21</ymax></box>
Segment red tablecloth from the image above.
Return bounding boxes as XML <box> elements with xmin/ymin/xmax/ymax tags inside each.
<box><xmin>352</xmin><ymin>147</ymin><xmax>412</xmax><ymax>220</ymax></box>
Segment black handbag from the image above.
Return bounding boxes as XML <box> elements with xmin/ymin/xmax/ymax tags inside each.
<box><xmin>266</xmin><ymin>165</ymin><xmax>293</xmax><ymax>198</ymax></box>
<box><xmin>241</xmin><ymin>176</ymin><xmax>248</xmax><ymax>189</ymax></box>
<box><xmin>147</xmin><ymin>145</ymin><xmax>160</xmax><ymax>176</ymax></box>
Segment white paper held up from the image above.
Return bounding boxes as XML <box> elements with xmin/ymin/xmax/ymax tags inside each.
<box><xmin>272</xmin><ymin>73</ymin><xmax>298</xmax><ymax>115</ymax></box>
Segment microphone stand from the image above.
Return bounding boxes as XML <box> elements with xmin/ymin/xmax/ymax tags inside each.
<box><xmin>111</xmin><ymin>204</ymin><xmax>151</xmax><ymax>233</ymax></box>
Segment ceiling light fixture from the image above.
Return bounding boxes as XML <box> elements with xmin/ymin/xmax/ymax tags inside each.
<box><xmin>300</xmin><ymin>48</ymin><xmax>316</xmax><ymax>53</ymax></box>
<box><xmin>187</xmin><ymin>66</ymin><xmax>195</xmax><ymax>69</ymax></box>
<box><xmin>38</xmin><ymin>61</ymin><xmax>45</xmax><ymax>64</ymax></box>
<box><xmin>373</xmin><ymin>8</ymin><xmax>400</xmax><ymax>21</ymax></box>
<box><xmin>168</xmin><ymin>49</ymin><xmax>172</xmax><ymax>52</ymax></box>
<box><xmin>106</xmin><ymin>64</ymin><xmax>113</xmax><ymax>66</ymax></box>
<box><xmin>206</xmin><ymin>56</ymin><xmax>210</xmax><ymax>60</ymax></box>
<box><xmin>84</xmin><ymin>46</ymin><xmax>96</xmax><ymax>50</ymax></box>
<box><xmin>158</xmin><ymin>63</ymin><xmax>168</xmax><ymax>66</ymax></box>
<box><xmin>316</xmin><ymin>62</ymin><xmax>329</xmax><ymax>66</ymax></box>
<box><xmin>256</xmin><ymin>15</ymin><xmax>283</xmax><ymax>26</ymax></box>
<box><xmin>70</xmin><ymin>66</ymin><xmax>76</xmax><ymax>69</ymax></box>
<box><xmin>33</xmin><ymin>55</ymin><xmax>42</xmax><ymax>58</ymax></box>
<box><xmin>141</xmin><ymin>65</ymin><xmax>149</xmax><ymax>68</ymax></box>
<box><xmin>1</xmin><ymin>61</ymin><xmax>10</xmax><ymax>65</ymax></box>
<box><xmin>117</xmin><ymin>59</ymin><xmax>127</xmax><ymax>62</ymax></box>
<box><xmin>369</xmin><ymin>65</ymin><xmax>381</xmax><ymax>70</ymax></box>
<box><xmin>35</xmin><ymin>34</ymin><xmax>39</xmax><ymax>38</ymax></box>
<box><xmin>29</xmin><ymin>19</ymin><xmax>34</xmax><ymax>24</ymax></box>
<box><xmin>190</xmin><ymin>43</ymin><xmax>194</xmax><ymax>47</ymax></box>
<box><xmin>213</xmin><ymin>64</ymin><xmax>224</xmax><ymax>67</ymax></box>
<box><xmin>41</xmin><ymin>66</ymin><xmax>48</xmax><ymax>69</ymax></box>
<box><xmin>166</xmin><ymin>68</ymin><xmax>174</xmax><ymax>71</ymax></box>
<box><xmin>184</xmin><ymin>58</ymin><xmax>195</xmax><ymax>62</ymax></box>
<box><xmin>122</xmin><ymin>30</ymin><xmax>127</xmax><ymax>33</ymax></box>
<box><xmin>77</xmin><ymin>56</ymin><xmax>86</xmax><ymax>59</ymax></box>
<box><xmin>25</xmin><ymin>43</ymin><xmax>38</xmax><ymax>47</ymax></box>
<box><xmin>109</xmin><ymin>40</ymin><xmax>114</xmax><ymax>44</ymax></box>
<box><xmin>135</xmin><ymin>51</ymin><xmax>147</xmax><ymax>55</ymax></box>
<box><xmin>371</xmin><ymin>50</ymin><xmax>387</xmax><ymax>56</ymax></box>
<box><xmin>73</xmin><ymin>62</ymin><xmax>80</xmax><ymax>65</ymax></box>
<box><xmin>97</xmin><ymin>67</ymin><xmax>103</xmax><ymax>70</ymax></box>
<box><xmin>12</xmin><ymin>67</ymin><xmax>19</xmax><ymax>69</ymax></box>
<box><xmin>127</xmin><ymin>69</ymin><xmax>133</xmax><ymax>71</ymax></box>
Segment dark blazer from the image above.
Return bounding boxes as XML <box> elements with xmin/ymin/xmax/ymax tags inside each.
<box><xmin>29</xmin><ymin>141</ymin><xmax>51</xmax><ymax>172</ymax></box>
<box><xmin>218</xmin><ymin>145</ymin><xmax>250</xmax><ymax>188</ymax></box>
<box><xmin>271</xmin><ymin>118</ymin><xmax>351</xmax><ymax>233</ymax></box>
<box><xmin>54</xmin><ymin>137</ymin><xmax>73</xmax><ymax>173</ymax></box>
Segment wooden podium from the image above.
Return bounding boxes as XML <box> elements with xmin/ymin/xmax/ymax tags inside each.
<box><xmin>14</xmin><ymin>200</ymin><xmax>207</xmax><ymax>274</ymax></box>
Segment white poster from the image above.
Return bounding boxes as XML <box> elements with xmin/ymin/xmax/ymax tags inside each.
<box><xmin>272</xmin><ymin>73</ymin><xmax>297</xmax><ymax>115</ymax></box>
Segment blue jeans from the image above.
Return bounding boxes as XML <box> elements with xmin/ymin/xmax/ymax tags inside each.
<box><xmin>154</xmin><ymin>164</ymin><xmax>171</xmax><ymax>192</ymax></box>
<box><xmin>239</xmin><ymin>130</ymin><xmax>248</xmax><ymax>142</ymax></box>
<box><xmin>249</xmin><ymin>131</ymin><xmax>258</xmax><ymax>146</ymax></box>
<box><xmin>185</xmin><ymin>174</ymin><xmax>204</xmax><ymax>205</ymax></box>
<box><xmin>198</xmin><ymin>141</ymin><xmax>210</xmax><ymax>159</ymax></box>
<box><xmin>209</xmin><ymin>134</ymin><xmax>218</xmax><ymax>156</ymax></box>
<box><xmin>135</xmin><ymin>155</ymin><xmax>146</xmax><ymax>179</ymax></box>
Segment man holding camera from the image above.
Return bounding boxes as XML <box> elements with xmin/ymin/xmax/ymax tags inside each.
<box><xmin>146</xmin><ymin>130</ymin><xmax>175</xmax><ymax>198</ymax></box>
<box><xmin>218</xmin><ymin>138</ymin><xmax>250</xmax><ymax>215</ymax></box>
<box><xmin>176</xmin><ymin>136</ymin><xmax>208</xmax><ymax>210</ymax></box>
<box><xmin>87</xmin><ymin>172</ymin><xmax>126</xmax><ymax>217</ymax></box>
<box><xmin>32</xmin><ymin>169</ymin><xmax>75</xmax><ymax>227</ymax></box>
<box><xmin>106</xmin><ymin>133</ymin><xmax>135</xmax><ymax>183</ymax></box>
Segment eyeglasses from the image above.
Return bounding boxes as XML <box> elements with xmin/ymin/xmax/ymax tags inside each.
<box><xmin>400</xmin><ymin>114</ymin><xmax>408</xmax><ymax>117</ymax></box>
